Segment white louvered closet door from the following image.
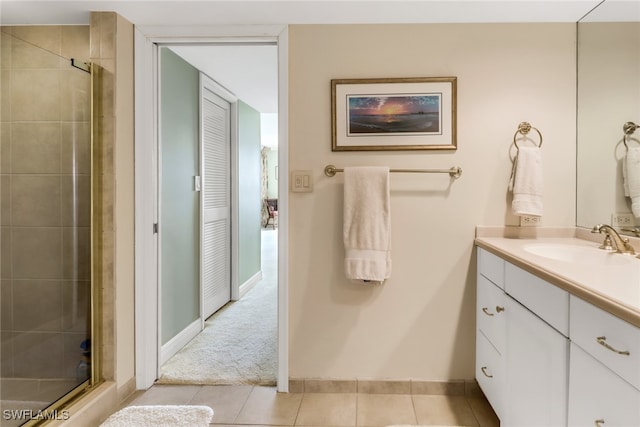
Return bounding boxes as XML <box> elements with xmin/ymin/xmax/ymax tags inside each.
<box><xmin>201</xmin><ymin>75</ymin><xmax>231</xmax><ymax>319</ymax></box>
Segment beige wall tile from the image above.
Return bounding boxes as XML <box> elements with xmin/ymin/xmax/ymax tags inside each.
<box><xmin>11</xmin><ymin>69</ymin><xmax>61</xmax><ymax>121</ymax></box>
<box><xmin>61</xmin><ymin>175</ymin><xmax>91</xmax><ymax>227</ymax></box>
<box><xmin>61</xmin><ymin>121</ymin><xmax>91</xmax><ymax>175</ymax></box>
<box><xmin>62</xmin><ymin>280</ymin><xmax>91</xmax><ymax>332</ymax></box>
<box><xmin>12</xmin><ymin>227</ymin><xmax>62</xmax><ymax>279</ymax></box>
<box><xmin>11</xmin><ymin>31</ymin><xmax>61</xmax><ymax>69</ymax></box>
<box><xmin>62</xmin><ymin>226</ymin><xmax>91</xmax><ymax>281</ymax></box>
<box><xmin>0</xmin><ymin>377</ymin><xmax>40</xmax><ymax>400</ymax></box>
<box><xmin>1</xmin><ymin>32</ymin><xmax>11</xmax><ymax>69</ymax></box>
<box><xmin>1</xmin><ymin>227</ymin><xmax>11</xmax><ymax>279</ymax></box>
<box><xmin>358</xmin><ymin>379</ymin><xmax>410</xmax><ymax>394</ymax></box>
<box><xmin>1</xmin><ymin>175</ymin><xmax>10</xmax><ymax>226</ymax></box>
<box><xmin>13</xmin><ymin>331</ymin><xmax>65</xmax><ymax>378</ymax></box>
<box><xmin>11</xmin><ymin>122</ymin><xmax>61</xmax><ymax>173</ymax></box>
<box><xmin>465</xmin><ymin>379</ymin><xmax>483</xmax><ymax>397</ymax></box>
<box><xmin>304</xmin><ymin>379</ymin><xmax>357</xmax><ymax>393</ymax></box>
<box><xmin>11</xmin><ymin>175</ymin><xmax>61</xmax><ymax>226</ymax></box>
<box><xmin>1</xmin><ymin>70</ymin><xmax>10</xmax><ymax>122</ymax></box>
<box><xmin>61</xmin><ymin>26</ymin><xmax>90</xmax><ymax>62</ymax></box>
<box><xmin>11</xmin><ymin>26</ymin><xmax>61</xmax><ymax>60</ymax></box>
<box><xmin>13</xmin><ymin>279</ymin><xmax>62</xmax><ymax>332</ymax></box>
<box><xmin>411</xmin><ymin>379</ymin><xmax>466</xmax><ymax>395</ymax></box>
<box><xmin>1</xmin><ymin>280</ymin><xmax>12</xmax><ymax>330</ymax></box>
<box><xmin>60</xmin><ymin>68</ymin><xmax>91</xmax><ymax>122</ymax></box>
<box><xmin>288</xmin><ymin>379</ymin><xmax>305</xmax><ymax>393</ymax></box>
<box><xmin>1</xmin><ymin>331</ymin><xmax>14</xmax><ymax>376</ymax></box>
<box><xmin>63</xmin><ymin>332</ymin><xmax>89</xmax><ymax>379</ymax></box>
<box><xmin>36</xmin><ymin>378</ymin><xmax>82</xmax><ymax>402</ymax></box>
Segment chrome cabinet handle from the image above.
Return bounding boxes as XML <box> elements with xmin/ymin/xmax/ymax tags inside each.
<box><xmin>481</xmin><ymin>366</ymin><xmax>493</xmax><ymax>378</ymax></box>
<box><xmin>596</xmin><ymin>336</ymin><xmax>630</xmax><ymax>356</ymax></box>
<box><xmin>496</xmin><ymin>306</ymin><xmax>505</xmax><ymax>313</ymax></box>
<box><xmin>595</xmin><ymin>419</ymin><xmax>605</xmax><ymax>427</ymax></box>
<box><xmin>482</xmin><ymin>307</ymin><xmax>494</xmax><ymax>316</ymax></box>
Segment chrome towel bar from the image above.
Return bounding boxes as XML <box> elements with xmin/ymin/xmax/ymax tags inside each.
<box><xmin>324</xmin><ymin>165</ymin><xmax>462</xmax><ymax>179</ymax></box>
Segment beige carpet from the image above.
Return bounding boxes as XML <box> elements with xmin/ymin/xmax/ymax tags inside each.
<box><xmin>157</xmin><ymin>230</ymin><xmax>277</xmax><ymax>385</ymax></box>
<box><xmin>100</xmin><ymin>405</ymin><xmax>213</xmax><ymax>427</ymax></box>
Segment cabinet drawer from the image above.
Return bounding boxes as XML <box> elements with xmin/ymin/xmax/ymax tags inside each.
<box><xmin>570</xmin><ymin>296</ymin><xmax>640</xmax><ymax>390</ymax></box>
<box><xmin>505</xmin><ymin>263</ymin><xmax>569</xmax><ymax>336</ymax></box>
<box><xmin>568</xmin><ymin>343</ymin><xmax>640</xmax><ymax>427</ymax></box>
<box><xmin>476</xmin><ymin>330</ymin><xmax>503</xmax><ymax>420</ymax></box>
<box><xmin>477</xmin><ymin>248</ymin><xmax>505</xmax><ymax>289</ymax></box>
<box><xmin>477</xmin><ymin>275</ymin><xmax>506</xmax><ymax>354</ymax></box>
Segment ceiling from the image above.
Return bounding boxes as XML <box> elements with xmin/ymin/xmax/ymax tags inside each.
<box><xmin>169</xmin><ymin>44</ymin><xmax>278</xmax><ymax>114</ymax></box>
<box><xmin>1</xmin><ymin>0</ymin><xmax>626</xmax><ymax>119</ymax></box>
<box><xmin>0</xmin><ymin>1</ymin><xmax>609</xmax><ymax>27</ymax></box>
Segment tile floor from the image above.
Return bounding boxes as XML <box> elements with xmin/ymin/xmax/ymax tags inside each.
<box><xmin>121</xmin><ymin>384</ymin><xmax>500</xmax><ymax>427</ymax></box>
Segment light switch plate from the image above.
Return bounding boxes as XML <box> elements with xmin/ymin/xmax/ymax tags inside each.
<box><xmin>291</xmin><ymin>170</ymin><xmax>313</xmax><ymax>193</ymax></box>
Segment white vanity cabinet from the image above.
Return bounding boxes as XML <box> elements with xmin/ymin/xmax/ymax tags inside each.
<box><xmin>568</xmin><ymin>296</ymin><xmax>640</xmax><ymax>427</ymax></box>
<box><xmin>503</xmin><ymin>294</ymin><xmax>569</xmax><ymax>426</ymax></box>
<box><xmin>476</xmin><ymin>248</ymin><xmax>570</xmax><ymax>426</ymax></box>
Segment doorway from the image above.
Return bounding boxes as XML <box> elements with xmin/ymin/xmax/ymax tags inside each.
<box><xmin>133</xmin><ymin>28</ymin><xmax>289</xmax><ymax>392</ymax></box>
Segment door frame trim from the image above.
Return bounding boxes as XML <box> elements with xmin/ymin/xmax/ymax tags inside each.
<box><xmin>134</xmin><ymin>26</ymin><xmax>289</xmax><ymax>392</ymax></box>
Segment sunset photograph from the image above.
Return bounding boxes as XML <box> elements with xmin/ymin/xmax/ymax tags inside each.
<box><xmin>347</xmin><ymin>94</ymin><xmax>441</xmax><ymax>135</ymax></box>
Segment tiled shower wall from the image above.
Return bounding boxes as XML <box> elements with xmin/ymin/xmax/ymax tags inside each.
<box><xmin>0</xmin><ymin>26</ymin><xmax>91</xmax><ymax>383</ymax></box>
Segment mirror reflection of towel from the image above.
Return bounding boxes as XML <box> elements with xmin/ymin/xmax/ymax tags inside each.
<box><xmin>343</xmin><ymin>167</ymin><xmax>391</xmax><ymax>284</ymax></box>
<box><xmin>509</xmin><ymin>146</ymin><xmax>543</xmax><ymax>217</ymax></box>
<box><xmin>624</xmin><ymin>147</ymin><xmax>640</xmax><ymax>217</ymax></box>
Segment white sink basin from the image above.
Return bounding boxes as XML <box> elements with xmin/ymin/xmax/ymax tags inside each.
<box><xmin>523</xmin><ymin>243</ymin><xmax>634</xmax><ymax>266</ymax></box>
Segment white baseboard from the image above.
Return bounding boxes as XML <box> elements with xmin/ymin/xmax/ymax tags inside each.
<box><xmin>160</xmin><ymin>319</ymin><xmax>201</xmax><ymax>365</ymax></box>
<box><xmin>238</xmin><ymin>271</ymin><xmax>263</xmax><ymax>299</ymax></box>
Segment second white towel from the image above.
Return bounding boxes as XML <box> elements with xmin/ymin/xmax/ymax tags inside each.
<box><xmin>343</xmin><ymin>166</ymin><xmax>391</xmax><ymax>284</ymax></box>
<box><xmin>509</xmin><ymin>146</ymin><xmax>543</xmax><ymax>217</ymax></box>
<box><xmin>624</xmin><ymin>147</ymin><xmax>640</xmax><ymax>217</ymax></box>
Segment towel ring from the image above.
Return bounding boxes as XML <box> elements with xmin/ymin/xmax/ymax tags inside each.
<box><xmin>513</xmin><ymin>122</ymin><xmax>543</xmax><ymax>149</ymax></box>
<box><xmin>623</xmin><ymin>121</ymin><xmax>639</xmax><ymax>150</ymax></box>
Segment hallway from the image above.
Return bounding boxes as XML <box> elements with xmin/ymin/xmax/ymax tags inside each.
<box><xmin>157</xmin><ymin>229</ymin><xmax>277</xmax><ymax>385</ymax></box>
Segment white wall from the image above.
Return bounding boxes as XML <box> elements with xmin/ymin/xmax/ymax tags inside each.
<box><xmin>288</xmin><ymin>23</ymin><xmax>577</xmax><ymax>381</ymax></box>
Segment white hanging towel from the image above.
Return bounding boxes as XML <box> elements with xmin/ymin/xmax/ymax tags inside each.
<box><xmin>343</xmin><ymin>166</ymin><xmax>391</xmax><ymax>284</ymax></box>
<box><xmin>624</xmin><ymin>147</ymin><xmax>640</xmax><ymax>217</ymax></box>
<box><xmin>509</xmin><ymin>146</ymin><xmax>543</xmax><ymax>217</ymax></box>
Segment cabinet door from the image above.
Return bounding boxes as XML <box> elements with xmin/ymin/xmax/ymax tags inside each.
<box><xmin>504</xmin><ymin>296</ymin><xmax>569</xmax><ymax>427</ymax></box>
<box><xmin>568</xmin><ymin>343</ymin><xmax>640</xmax><ymax>427</ymax></box>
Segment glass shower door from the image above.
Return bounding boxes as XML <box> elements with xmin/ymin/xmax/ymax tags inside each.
<box><xmin>0</xmin><ymin>27</ymin><xmax>92</xmax><ymax>426</ymax></box>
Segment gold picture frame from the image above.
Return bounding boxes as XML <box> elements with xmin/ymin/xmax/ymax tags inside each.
<box><xmin>331</xmin><ymin>77</ymin><xmax>457</xmax><ymax>151</ymax></box>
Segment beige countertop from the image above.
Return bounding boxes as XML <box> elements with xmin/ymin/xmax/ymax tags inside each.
<box><xmin>475</xmin><ymin>226</ymin><xmax>640</xmax><ymax>328</ymax></box>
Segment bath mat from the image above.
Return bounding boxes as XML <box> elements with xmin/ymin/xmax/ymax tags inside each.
<box><xmin>100</xmin><ymin>405</ymin><xmax>213</xmax><ymax>427</ymax></box>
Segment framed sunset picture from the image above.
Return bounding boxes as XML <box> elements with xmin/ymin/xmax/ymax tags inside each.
<box><xmin>331</xmin><ymin>77</ymin><xmax>457</xmax><ymax>151</ymax></box>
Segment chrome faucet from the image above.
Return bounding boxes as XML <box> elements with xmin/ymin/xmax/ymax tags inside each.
<box><xmin>591</xmin><ymin>224</ymin><xmax>636</xmax><ymax>255</ymax></box>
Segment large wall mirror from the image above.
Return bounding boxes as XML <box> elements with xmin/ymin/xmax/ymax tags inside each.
<box><xmin>576</xmin><ymin>0</ymin><xmax>640</xmax><ymax>234</ymax></box>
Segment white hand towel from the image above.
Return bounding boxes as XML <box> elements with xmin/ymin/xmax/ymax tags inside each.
<box><xmin>625</xmin><ymin>147</ymin><xmax>640</xmax><ymax>217</ymax></box>
<box><xmin>343</xmin><ymin>166</ymin><xmax>391</xmax><ymax>284</ymax></box>
<box><xmin>509</xmin><ymin>146</ymin><xmax>543</xmax><ymax>217</ymax></box>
